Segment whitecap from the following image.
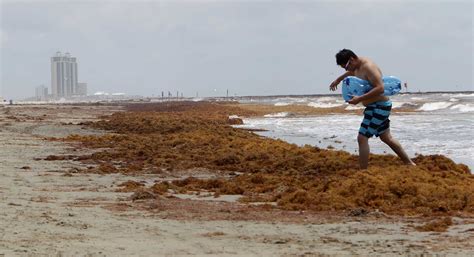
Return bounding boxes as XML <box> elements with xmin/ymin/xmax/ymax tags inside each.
<box><xmin>264</xmin><ymin>112</ymin><xmax>290</xmax><ymax>118</ymax></box>
<box><xmin>274</xmin><ymin>102</ymin><xmax>290</xmax><ymax>106</ymax></box>
<box><xmin>450</xmin><ymin>104</ymin><xmax>474</xmax><ymax>113</ymax></box>
<box><xmin>449</xmin><ymin>93</ymin><xmax>474</xmax><ymax>98</ymax></box>
<box><xmin>392</xmin><ymin>102</ymin><xmax>407</xmax><ymax>109</ymax></box>
<box><xmin>417</xmin><ymin>102</ymin><xmax>453</xmax><ymax>111</ymax></box>
<box><xmin>449</xmin><ymin>98</ymin><xmax>460</xmax><ymax>102</ymax></box>
<box><xmin>345</xmin><ymin>105</ymin><xmax>365</xmax><ymax>110</ymax></box>
<box><xmin>316</xmin><ymin>96</ymin><xmax>338</xmax><ymax>102</ymax></box>
<box><xmin>307</xmin><ymin>102</ymin><xmax>343</xmax><ymax>108</ymax></box>
<box><xmin>392</xmin><ymin>102</ymin><xmax>419</xmax><ymax>109</ymax></box>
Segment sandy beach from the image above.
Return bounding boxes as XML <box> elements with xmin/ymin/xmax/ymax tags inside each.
<box><xmin>1</xmin><ymin>103</ymin><xmax>473</xmax><ymax>256</ymax></box>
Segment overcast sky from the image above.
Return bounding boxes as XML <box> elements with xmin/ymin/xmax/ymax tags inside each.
<box><xmin>1</xmin><ymin>0</ymin><xmax>472</xmax><ymax>99</ymax></box>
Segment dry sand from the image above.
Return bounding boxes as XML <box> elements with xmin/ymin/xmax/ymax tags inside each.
<box><xmin>0</xmin><ymin>104</ymin><xmax>473</xmax><ymax>256</ymax></box>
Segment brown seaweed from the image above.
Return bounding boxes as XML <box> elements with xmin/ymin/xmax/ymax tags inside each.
<box><xmin>65</xmin><ymin>101</ymin><xmax>473</xmax><ymax>215</ymax></box>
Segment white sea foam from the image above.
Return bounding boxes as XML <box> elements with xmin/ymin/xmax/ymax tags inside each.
<box><xmin>274</xmin><ymin>102</ymin><xmax>290</xmax><ymax>106</ymax></box>
<box><xmin>317</xmin><ymin>96</ymin><xmax>338</xmax><ymax>102</ymax></box>
<box><xmin>345</xmin><ymin>105</ymin><xmax>364</xmax><ymax>110</ymax></box>
<box><xmin>307</xmin><ymin>102</ymin><xmax>343</xmax><ymax>108</ymax></box>
<box><xmin>392</xmin><ymin>102</ymin><xmax>407</xmax><ymax>109</ymax></box>
<box><xmin>449</xmin><ymin>98</ymin><xmax>460</xmax><ymax>102</ymax></box>
<box><xmin>449</xmin><ymin>93</ymin><xmax>474</xmax><ymax>98</ymax></box>
<box><xmin>264</xmin><ymin>112</ymin><xmax>290</xmax><ymax>118</ymax></box>
<box><xmin>417</xmin><ymin>102</ymin><xmax>453</xmax><ymax>111</ymax></box>
<box><xmin>410</xmin><ymin>97</ymin><xmax>424</xmax><ymax>101</ymax></box>
<box><xmin>450</xmin><ymin>104</ymin><xmax>474</xmax><ymax>113</ymax></box>
<box><xmin>392</xmin><ymin>102</ymin><xmax>419</xmax><ymax>109</ymax></box>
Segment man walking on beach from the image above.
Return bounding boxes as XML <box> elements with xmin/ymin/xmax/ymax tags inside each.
<box><xmin>329</xmin><ymin>49</ymin><xmax>416</xmax><ymax>169</ymax></box>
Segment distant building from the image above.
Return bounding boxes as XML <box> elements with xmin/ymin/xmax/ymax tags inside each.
<box><xmin>76</xmin><ymin>82</ymin><xmax>87</xmax><ymax>96</ymax></box>
<box><xmin>35</xmin><ymin>85</ymin><xmax>49</xmax><ymax>101</ymax></box>
<box><xmin>51</xmin><ymin>51</ymin><xmax>78</xmax><ymax>98</ymax></box>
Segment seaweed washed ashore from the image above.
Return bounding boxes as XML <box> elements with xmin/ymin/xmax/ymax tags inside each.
<box><xmin>54</xmin><ymin>101</ymin><xmax>473</xmax><ymax>216</ymax></box>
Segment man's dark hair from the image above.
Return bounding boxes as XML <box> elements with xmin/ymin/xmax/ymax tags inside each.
<box><xmin>336</xmin><ymin>49</ymin><xmax>358</xmax><ymax>66</ymax></box>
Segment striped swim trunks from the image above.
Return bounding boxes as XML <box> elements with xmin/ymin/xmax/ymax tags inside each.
<box><xmin>359</xmin><ymin>100</ymin><xmax>392</xmax><ymax>138</ymax></box>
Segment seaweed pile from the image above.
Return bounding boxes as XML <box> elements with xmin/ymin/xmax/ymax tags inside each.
<box><xmin>65</xmin><ymin>101</ymin><xmax>473</xmax><ymax>215</ymax></box>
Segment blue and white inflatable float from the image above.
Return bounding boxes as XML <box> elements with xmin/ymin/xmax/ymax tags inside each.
<box><xmin>342</xmin><ymin>76</ymin><xmax>402</xmax><ymax>102</ymax></box>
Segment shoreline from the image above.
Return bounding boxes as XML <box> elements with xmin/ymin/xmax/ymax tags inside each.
<box><xmin>237</xmin><ymin>114</ymin><xmax>474</xmax><ymax>172</ymax></box>
<box><xmin>5</xmin><ymin>90</ymin><xmax>474</xmax><ymax>104</ymax></box>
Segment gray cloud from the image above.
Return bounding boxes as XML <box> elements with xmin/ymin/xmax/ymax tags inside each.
<box><xmin>1</xmin><ymin>0</ymin><xmax>472</xmax><ymax>99</ymax></box>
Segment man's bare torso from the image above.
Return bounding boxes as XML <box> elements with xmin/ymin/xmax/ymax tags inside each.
<box><xmin>354</xmin><ymin>57</ymin><xmax>389</xmax><ymax>106</ymax></box>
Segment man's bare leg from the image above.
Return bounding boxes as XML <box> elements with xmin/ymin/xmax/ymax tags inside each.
<box><xmin>379</xmin><ymin>129</ymin><xmax>416</xmax><ymax>165</ymax></box>
<box><xmin>357</xmin><ymin>134</ymin><xmax>370</xmax><ymax>169</ymax></box>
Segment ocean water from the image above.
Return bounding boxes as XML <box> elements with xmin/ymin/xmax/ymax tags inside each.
<box><xmin>235</xmin><ymin>92</ymin><xmax>474</xmax><ymax>170</ymax></box>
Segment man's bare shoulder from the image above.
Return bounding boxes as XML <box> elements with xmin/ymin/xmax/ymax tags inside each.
<box><xmin>359</xmin><ymin>57</ymin><xmax>382</xmax><ymax>76</ymax></box>
<box><xmin>359</xmin><ymin>57</ymin><xmax>376</xmax><ymax>68</ymax></box>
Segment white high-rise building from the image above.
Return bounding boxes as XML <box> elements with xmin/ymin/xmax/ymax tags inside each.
<box><xmin>51</xmin><ymin>51</ymin><xmax>78</xmax><ymax>98</ymax></box>
<box><xmin>35</xmin><ymin>85</ymin><xmax>48</xmax><ymax>101</ymax></box>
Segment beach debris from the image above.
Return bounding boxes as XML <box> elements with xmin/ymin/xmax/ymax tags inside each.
<box><xmin>44</xmin><ymin>155</ymin><xmax>76</xmax><ymax>161</ymax></box>
<box><xmin>117</xmin><ymin>180</ymin><xmax>145</xmax><ymax>192</ymax></box>
<box><xmin>130</xmin><ymin>189</ymin><xmax>157</xmax><ymax>201</ymax></box>
<box><xmin>348</xmin><ymin>208</ymin><xmax>369</xmax><ymax>217</ymax></box>
<box><xmin>228</xmin><ymin>115</ymin><xmax>244</xmax><ymax>125</ymax></box>
<box><xmin>201</xmin><ymin>231</ymin><xmax>226</xmax><ymax>237</ymax></box>
<box><xmin>61</xmin><ymin>101</ymin><xmax>474</xmax><ymax>215</ymax></box>
<box><xmin>415</xmin><ymin>217</ymin><xmax>453</xmax><ymax>232</ymax></box>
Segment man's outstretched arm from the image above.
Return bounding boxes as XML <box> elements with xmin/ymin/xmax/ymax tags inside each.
<box><xmin>329</xmin><ymin>71</ymin><xmax>354</xmax><ymax>91</ymax></box>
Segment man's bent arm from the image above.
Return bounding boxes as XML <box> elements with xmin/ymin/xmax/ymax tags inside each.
<box><xmin>330</xmin><ymin>71</ymin><xmax>354</xmax><ymax>91</ymax></box>
<box><xmin>335</xmin><ymin>71</ymin><xmax>354</xmax><ymax>84</ymax></box>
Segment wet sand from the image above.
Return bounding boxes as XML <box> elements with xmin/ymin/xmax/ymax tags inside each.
<box><xmin>0</xmin><ymin>104</ymin><xmax>473</xmax><ymax>256</ymax></box>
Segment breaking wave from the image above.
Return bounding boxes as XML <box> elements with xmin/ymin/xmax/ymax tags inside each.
<box><xmin>417</xmin><ymin>102</ymin><xmax>453</xmax><ymax>111</ymax></box>
<box><xmin>307</xmin><ymin>102</ymin><xmax>343</xmax><ymax>108</ymax></box>
<box><xmin>450</xmin><ymin>104</ymin><xmax>474</xmax><ymax>113</ymax></box>
<box><xmin>264</xmin><ymin>112</ymin><xmax>290</xmax><ymax>118</ymax></box>
<box><xmin>274</xmin><ymin>102</ymin><xmax>290</xmax><ymax>106</ymax></box>
<box><xmin>345</xmin><ymin>105</ymin><xmax>364</xmax><ymax>110</ymax></box>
